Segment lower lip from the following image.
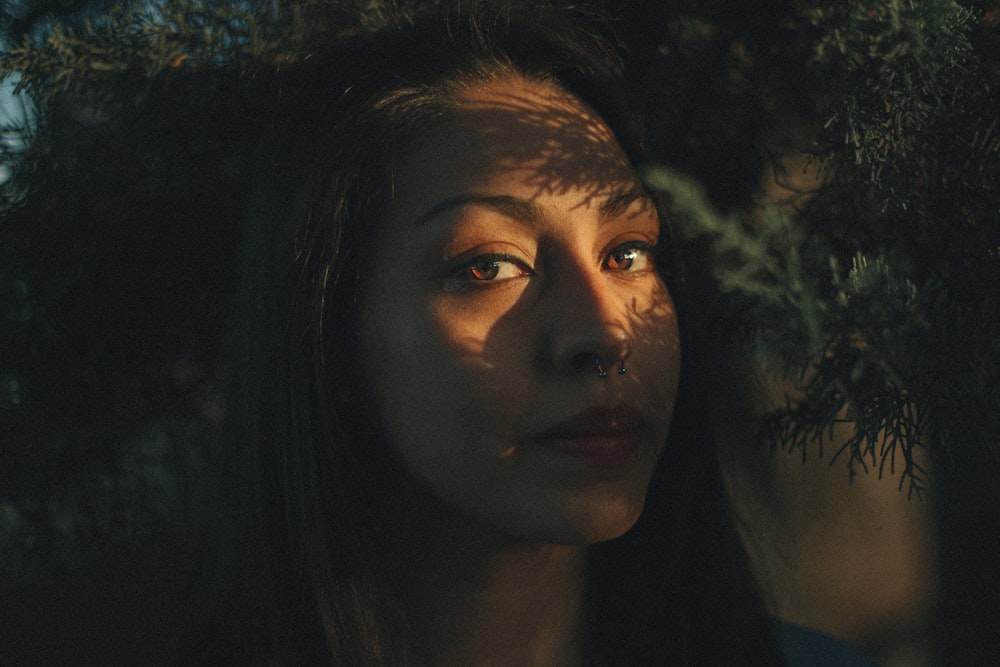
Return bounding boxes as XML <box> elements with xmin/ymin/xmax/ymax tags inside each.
<box><xmin>537</xmin><ymin>433</ymin><xmax>639</xmax><ymax>467</ymax></box>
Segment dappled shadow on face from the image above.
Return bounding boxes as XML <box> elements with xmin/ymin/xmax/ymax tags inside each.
<box><xmin>360</xmin><ymin>76</ymin><xmax>682</xmax><ymax>553</ymax></box>
<box><xmin>422</xmin><ymin>79</ymin><xmax>681</xmax><ymax>395</ymax></box>
<box><xmin>421</xmin><ymin>81</ymin><xmax>639</xmax><ymax>210</ymax></box>
<box><xmin>383</xmin><ymin>75</ymin><xmax>681</xmax><ymax>429</ymax></box>
<box><xmin>481</xmin><ymin>281</ymin><xmax>680</xmax><ymax>393</ymax></box>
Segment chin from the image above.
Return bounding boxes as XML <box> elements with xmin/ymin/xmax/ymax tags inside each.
<box><xmin>568</xmin><ymin>502</ymin><xmax>646</xmax><ymax>545</ymax></box>
<box><xmin>499</xmin><ymin>491</ymin><xmax>649</xmax><ymax>546</ymax></box>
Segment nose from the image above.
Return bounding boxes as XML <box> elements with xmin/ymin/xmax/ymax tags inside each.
<box><xmin>546</xmin><ymin>264</ymin><xmax>632</xmax><ymax>377</ymax></box>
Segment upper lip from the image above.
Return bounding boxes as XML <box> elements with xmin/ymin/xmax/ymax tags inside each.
<box><xmin>531</xmin><ymin>405</ymin><xmax>646</xmax><ymax>442</ymax></box>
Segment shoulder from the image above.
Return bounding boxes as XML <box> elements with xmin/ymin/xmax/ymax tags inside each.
<box><xmin>773</xmin><ymin>620</ymin><xmax>882</xmax><ymax>667</ymax></box>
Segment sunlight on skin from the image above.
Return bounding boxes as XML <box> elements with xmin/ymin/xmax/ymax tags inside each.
<box><xmin>356</xmin><ymin>73</ymin><xmax>681</xmax><ymax>666</ymax></box>
<box><xmin>427</xmin><ymin>86</ymin><xmax>634</xmax><ymax>206</ymax></box>
<box><xmin>360</xmin><ymin>73</ymin><xmax>680</xmax><ymax>546</ymax></box>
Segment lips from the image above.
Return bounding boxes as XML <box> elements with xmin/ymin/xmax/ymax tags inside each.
<box><xmin>531</xmin><ymin>406</ymin><xmax>646</xmax><ymax>466</ymax></box>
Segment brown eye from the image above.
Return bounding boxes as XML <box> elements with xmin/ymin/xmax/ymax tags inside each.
<box><xmin>468</xmin><ymin>259</ymin><xmax>501</xmax><ymax>281</ymax></box>
<box><xmin>607</xmin><ymin>248</ymin><xmax>635</xmax><ymax>270</ymax></box>
<box><xmin>604</xmin><ymin>243</ymin><xmax>654</xmax><ymax>272</ymax></box>
<box><xmin>446</xmin><ymin>253</ymin><xmax>532</xmax><ymax>291</ymax></box>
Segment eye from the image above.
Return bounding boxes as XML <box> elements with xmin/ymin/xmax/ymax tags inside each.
<box><xmin>604</xmin><ymin>242</ymin><xmax>655</xmax><ymax>272</ymax></box>
<box><xmin>446</xmin><ymin>253</ymin><xmax>532</xmax><ymax>290</ymax></box>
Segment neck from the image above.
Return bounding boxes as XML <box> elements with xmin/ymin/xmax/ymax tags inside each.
<box><xmin>377</xmin><ymin>474</ymin><xmax>590</xmax><ymax>666</ymax></box>
<box><xmin>407</xmin><ymin>539</ymin><xmax>588</xmax><ymax>667</ymax></box>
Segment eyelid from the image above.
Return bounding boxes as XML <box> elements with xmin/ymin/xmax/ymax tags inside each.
<box><xmin>448</xmin><ymin>251</ymin><xmax>530</xmax><ymax>272</ymax></box>
<box><xmin>443</xmin><ymin>252</ymin><xmax>533</xmax><ymax>291</ymax></box>
<box><xmin>603</xmin><ymin>239</ymin><xmax>658</xmax><ymax>272</ymax></box>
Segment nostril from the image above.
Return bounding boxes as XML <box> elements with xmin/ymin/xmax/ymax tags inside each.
<box><xmin>551</xmin><ymin>315</ymin><xmax>633</xmax><ymax>377</ymax></box>
<box><xmin>570</xmin><ymin>352</ymin><xmax>600</xmax><ymax>374</ymax></box>
<box><xmin>567</xmin><ymin>353</ymin><xmax>628</xmax><ymax>378</ymax></box>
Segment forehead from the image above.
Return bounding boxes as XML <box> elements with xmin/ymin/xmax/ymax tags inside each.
<box><xmin>388</xmin><ymin>75</ymin><xmax>638</xmax><ymax>222</ymax></box>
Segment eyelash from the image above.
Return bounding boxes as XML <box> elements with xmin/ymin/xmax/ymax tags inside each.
<box><xmin>444</xmin><ymin>253</ymin><xmax>531</xmax><ymax>291</ymax></box>
<box><xmin>458</xmin><ymin>253</ymin><xmax>530</xmax><ymax>281</ymax></box>
<box><xmin>446</xmin><ymin>242</ymin><xmax>657</xmax><ymax>290</ymax></box>
<box><xmin>604</xmin><ymin>241</ymin><xmax>656</xmax><ymax>272</ymax></box>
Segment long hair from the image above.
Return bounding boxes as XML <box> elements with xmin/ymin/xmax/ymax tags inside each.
<box><xmin>192</xmin><ymin>2</ymin><xmax>785</xmax><ymax>664</ymax></box>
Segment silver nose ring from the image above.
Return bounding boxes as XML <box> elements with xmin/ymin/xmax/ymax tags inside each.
<box><xmin>595</xmin><ymin>356</ymin><xmax>626</xmax><ymax>377</ymax></box>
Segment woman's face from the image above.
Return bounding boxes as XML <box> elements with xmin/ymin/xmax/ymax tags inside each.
<box><xmin>358</xmin><ymin>75</ymin><xmax>681</xmax><ymax>544</ymax></box>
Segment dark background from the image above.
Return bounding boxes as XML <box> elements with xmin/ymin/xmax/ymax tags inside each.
<box><xmin>1</xmin><ymin>1</ymin><xmax>998</xmax><ymax>664</ymax></box>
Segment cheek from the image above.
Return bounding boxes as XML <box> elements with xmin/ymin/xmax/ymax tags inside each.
<box><xmin>359</xmin><ymin>290</ymin><xmax>521</xmax><ymax>471</ymax></box>
<box><xmin>636</xmin><ymin>286</ymin><xmax>682</xmax><ymax>409</ymax></box>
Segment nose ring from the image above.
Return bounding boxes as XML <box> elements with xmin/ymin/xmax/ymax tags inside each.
<box><xmin>595</xmin><ymin>356</ymin><xmax>627</xmax><ymax>377</ymax></box>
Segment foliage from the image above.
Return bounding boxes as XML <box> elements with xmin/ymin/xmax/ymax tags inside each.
<box><xmin>0</xmin><ymin>0</ymin><xmax>456</xmax><ymax>580</ymax></box>
<box><xmin>645</xmin><ymin>167</ymin><xmax>934</xmax><ymax>497</ymax></box>
<box><xmin>808</xmin><ymin>0</ymin><xmax>976</xmax><ymax>193</ymax></box>
<box><xmin>1</xmin><ymin>0</ymin><xmax>998</xmax><ymax>660</ymax></box>
<box><xmin>630</xmin><ymin>2</ymin><xmax>999</xmax><ymax>660</ymax></box>
<box><xmin>0</xmin><ymin>0</ymin><xmax>396</xmax><ymax>100</ymax></box>
<box><xmin>630</xmin><ymin>0</ymin><xmax>998</xmax><ymax>487</ymax></box>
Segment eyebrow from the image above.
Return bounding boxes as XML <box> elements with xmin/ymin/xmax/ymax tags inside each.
<box><xmin>412</xmin><ymin>194</ymin><xmax>544</xmax><ymax>229</ymax></box>
<box><xmin>600</xmin><ymin>188</ymin><xmax>653</xmax><ymax>218</ymax></box>
<box><xmin>410</xmin><ymin>187</ymin><xmax>653</xmax><ymax>229</ymax></box>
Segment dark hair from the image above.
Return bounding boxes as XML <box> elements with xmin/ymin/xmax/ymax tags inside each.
<box><xmin>191</xmin><ymin>2</ymin><xmax>785</xmax><ymax>665</ymax></box>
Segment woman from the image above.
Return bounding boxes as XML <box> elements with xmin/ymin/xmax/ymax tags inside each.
<box><xmin>190</xmin><ymin>2</ymin><xmax>784</xmax><ymax>664</ymax></box>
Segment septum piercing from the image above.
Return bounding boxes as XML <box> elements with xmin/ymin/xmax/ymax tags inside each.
<box><xmin>595</xmin><ymin>356</ymin><xmax>627</xmax><ymax>377</ymax></box>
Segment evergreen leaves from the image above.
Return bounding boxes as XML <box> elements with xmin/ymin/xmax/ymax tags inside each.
<box><xmin>0</xmin><ymin>0</ymin><xmax>402</xmax><ymax>101</ymax></box>
<box><xmin>809</xmin><ymin>0</ymin><xmax>976</xmax><ymax>195</ymax></box>
<box><xmin>632</xmin><ymin>0</ymin><xmax>998</xmax><ymax>515</ymax></box>
<box><xmin>0</xmin><ymin>6</ymin><xmax>998</xmax><ymax>652</ymax></box>
<box><xmin>646</xmin><ymin>166</ymin><xmax>932</xmax><ymax>497</ymax></box>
